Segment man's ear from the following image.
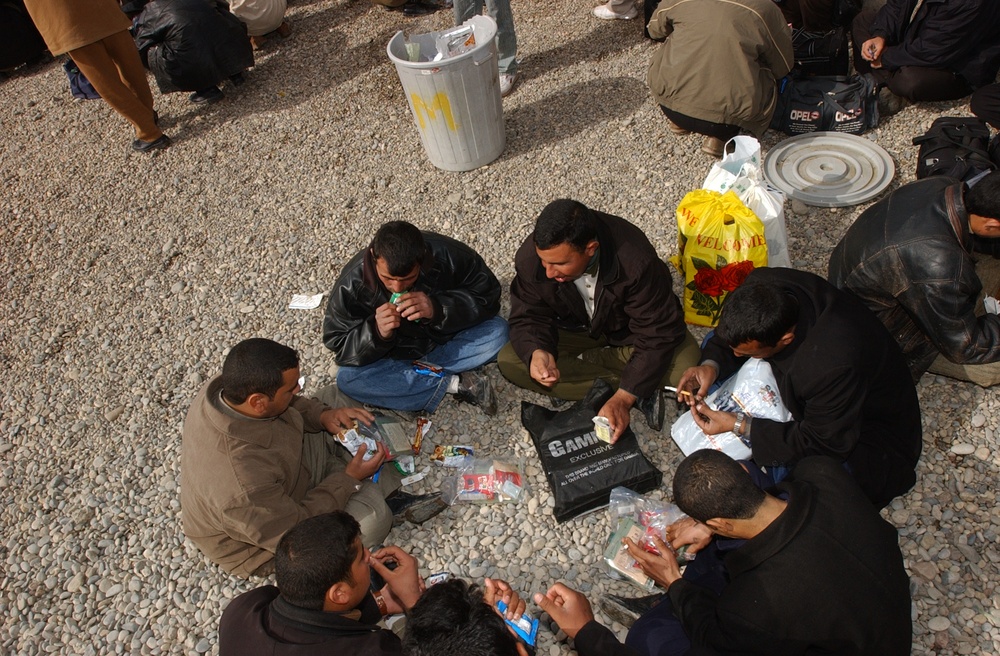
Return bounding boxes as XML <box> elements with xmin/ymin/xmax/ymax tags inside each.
<box><xmin>584</xmin><ymin>239</ymin><xmax>600</xmax><ymax>257</ymax></box>
<box><xmin>245</xmin><ymin>392</ymin><xmax>270</xmax><ymax>414</ymax></box>
<box><xmin>326</xmin><ymin>581</ymin><xmax>352</xmax><ymax>607</ymax></box>
<box><xmin>778</xmin><ymin>329</ymin><xmax>796</xmax><ymax>348</ymax></box>
<box><xmin>705</xmin><ymin>518</ymin><xmax>734</xmax><ymax>536</ymax></box>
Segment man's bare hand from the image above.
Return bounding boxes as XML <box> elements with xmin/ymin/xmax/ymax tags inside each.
<box><xmin>375</xmin><ymin>302</ymin><xmax>401</xmax><ymax>340</ymax></box>
<box><xmin>665</xmin><ymin>516</ymin><xmax>713</xmax><ymax>555</ymax></box>
<box><xmin>676</xmin><ymin>365</ymin><xmax>718</xmax><ymax>405</ymax></box>
<box><xmin>597</xmin><ymin>389</ymin><xmax>636</xmax><ymax>443</ymax></box>
<box><xmin>533</xmin><ymin>582</ymin><xmax>595</xmax><ymax>640</ymax></box>
<box><xmin>861</xmin><ymin>36</ymin><xmax>885</xmax><ymax>66</ymax></box>
<box><xmin>484</xmin><ymin>577</ymin><xmax>525</xmax><ymax>620</ymax></box>
<box><xmin>344</xmin><ymin>443</ymin><xmax>386</xmax><ymax>481</ymax></box>
<box><xmin>625</xmin><ymin>536</ymin><xmax>683</xmax><ymax>590</ymax></box>
<box><xmin>529</xmin><ymin>350</ymin><xmax>560</xmax><ymax>387</ymax></box>
<box><xmin>371</xmin><ymin>546</ymin><xmax>423</xmax><ymax>612</ymax></box>
<box><xmin>395</xmin><ymin>291</ymin><xmax>435</xmax><ymax>322</ymax></box>
<box><xmin>320</xmin><ymin>406</ymin><xmax>375</xmax><ymax>433</ymax></box>
<box><xmin>690</xmin><ymin>401</ymin><xmax>737</xmax><ymax>437</ymax></box>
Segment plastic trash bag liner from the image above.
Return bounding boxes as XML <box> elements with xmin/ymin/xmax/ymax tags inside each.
<box><xmin>521</xmin><ymin>379</ymin><xmax>662</xmax><ymax>523</ymax></box>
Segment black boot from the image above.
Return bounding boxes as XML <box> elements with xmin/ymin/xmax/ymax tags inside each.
<box><xmin>635</xmin><ymin>388</ymin><xmax>665</xmax><ymax>431</ymax></box>
<box><xmin>599</xmin><ymin>593</ymin><xmax>667</xmax><ymax>628</ymax></box>
<box><xmin>386</xmin><ymin>490</ymin><xmax>448</xmax><ymax>526</ymax></box>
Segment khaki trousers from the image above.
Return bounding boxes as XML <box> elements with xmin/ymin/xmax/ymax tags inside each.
<box><xmin>497</xmin><ymin>328</ymin><xmax>701</xmax><ymax>401</ymax></box>
<box><xmin>927</xmin><ymin>255</ymin><xmax>1000</xmax><ymax>387</ymax></box>
<box><xmin>68</xmin><ymin>30</ymin><xmax>162</xmax><ymax>142</ymax></box>
<box><xmin>302</xmin><ymin>385</ymin><xmax>402</xmax><ymax>549</ymax></box>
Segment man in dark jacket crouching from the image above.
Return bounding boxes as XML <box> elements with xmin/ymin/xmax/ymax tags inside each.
<box><xmin>829</xmin><ymin>172</ymin><xmax>1000</xmax><ymax>386</ymax></box>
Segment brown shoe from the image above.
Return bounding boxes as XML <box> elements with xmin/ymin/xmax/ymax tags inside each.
<box><xmin>276</xmin><ymin>21</ymin><xmax>292</xmax><ymax>38</ymax></box>
<box><xmin>701</xmin><ymin>136</ymin><xmax>725</xmax><ymax>158</ymax></box>
<box><xmin>667</xmin><ymin>120</ymin><xmax>690</xmax><ymax>136</ymax></box>
<box><xmin>250</xmin><ymin>34</ymin><xmax>265</xmax><ymax>49</ymax></box>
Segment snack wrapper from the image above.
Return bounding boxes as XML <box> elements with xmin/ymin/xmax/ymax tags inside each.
<box><xmin>603</xmin><ymin>517</ymin><xmax>657</xmax><ymax>591</ymax></box>
<box><xmin>497</xmin><ymin>600</ymin><xmax>538</xmax><ymax>647</ymax></box>
<box><xmin>430</xmin><ymin>445</ymin><xmax>475</xmax><ymax>468</ymax></box>
<box><xmin>336</xmin><ymin>427</ymin><xmax>379</xmax><ymax>461</ymax></box>
<box><xmin>441</xmin><ymin>458</ymin><xmax>527</xmax><ymax>505</ymax></box>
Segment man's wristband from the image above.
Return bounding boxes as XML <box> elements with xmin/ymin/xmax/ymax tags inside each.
<box><xmin>373</xmin><ymin>591</ymin><xmax>388</xmax><ymax>616</ymax></box>
<box><xmin>733</xmin><ymin>411</ymin><xmax>745</xmax><ymax>437</ymax></box>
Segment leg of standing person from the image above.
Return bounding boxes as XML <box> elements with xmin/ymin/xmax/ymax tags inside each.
<box><xmin>593</xmin><ymin>0</ymin><xmax>638</xmax><ymax>20</ymax></box>
<box><xmin>337</xmin><ymin>316</ymin><xmax>508</xmax><ymax>412</ymax></box>
<box><xmin>68</xmin><ymin>30</ymin><xmax>163</xmax><ymax>145</ymax></box>
<box><xmin>485</xmin><ymin>0</ymin><xmax>517</xmax><ymax>78</ymax></box>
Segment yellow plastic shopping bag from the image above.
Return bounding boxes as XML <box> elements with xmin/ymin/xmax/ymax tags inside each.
<box><xmin>670</xmin><ymin>189</ymin><xmax>768</xmax><ymax>326</ymax></box>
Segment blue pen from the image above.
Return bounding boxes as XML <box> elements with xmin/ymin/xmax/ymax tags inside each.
<box><xmin>372</xmin><ymin>464</ymin><xmax>383</xmax><ymax>483</ymax></box>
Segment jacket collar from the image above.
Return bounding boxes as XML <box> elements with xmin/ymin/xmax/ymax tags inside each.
<box><xmin>204</xmin><ymin>376</ymin><xmax>281</xmax><ymax>448</ymax></box>
<box><xmin>945</xmin><ymin>182</ymin><xmax>973</xmax><ymax>254</ymax></box>
<box><xmin>270</xmin><ymin>591</ymin><xmax>384</xmax><ymax>636</ymax></box>
<box><xmin>723</xmin><ymin>479</ymin><xmax>813</xmax><ymax>577</ymax></box>
<box><xmin>593</xmin><ymin>214</ymin><xmax>621</xmax><ymax>286</ymax></box>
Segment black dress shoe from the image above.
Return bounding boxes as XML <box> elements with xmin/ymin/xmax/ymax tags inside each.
<box><xmin>636</xmin><ymin>388</ymin><xmax>665</xmax><ymax>431</ymax></box>
<box><xmin>229</xmin><ymin>72</ymin><xmax>246</xmax><ymax>86</ymax></box>
<box><xmin>131</xmin><ymin>134</ymin><xmax>171</xmax><ymax>153</ymax></box>
<box><xmin>599</xmin><ymin>593</ymin><xmax>666</xmax><ymax>628</ymax></box>
<box><xmin>386</xmin><ymin>490</ymin><xmax>448</xmax><ymax>525</ymax></box>
<box><xmin>387</xmin><ymin>0</ymin><xmax>440</xmax><ymax>15</ymax></box>
<box><xmin>189</xmin><ymin>86</ymin><xmax>224</xmax><ymax>104</ymax></box>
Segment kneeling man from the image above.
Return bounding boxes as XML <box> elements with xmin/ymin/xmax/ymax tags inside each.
<box><xmin>829</xmin><ymin>172</ymin><xmax>1000</xmax><ymax>386</ymax></box>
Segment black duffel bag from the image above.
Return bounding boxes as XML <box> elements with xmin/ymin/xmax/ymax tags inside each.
<box><xmin>522</xmin><ymin>379</ymin><xmax>663</xmax><ymax>523</ymax></box>
<box><xmin>912</xmin><ymin>117</ymin><xmax>996</xmax><ymax>182</ymax></box>
<box><xmin>770</xmin><ymin>73</ymin><xmax>879</xmax><ymax>135</ymax></box>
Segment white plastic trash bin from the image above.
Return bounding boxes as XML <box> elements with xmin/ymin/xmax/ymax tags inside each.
<box><xmin>387</xmin><ymin>15</ymin><xmax>505</xmax><ymax>172</ymax></box>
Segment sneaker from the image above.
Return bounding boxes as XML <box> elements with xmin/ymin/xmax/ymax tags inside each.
<box><xmin>599</xmin><ymin>593</ymin><xmax>666</xmax><ymax>628</ymax></box>
<box><xmin>701</xmin><ymin>136</ymin><xmax>725</xmax><ymax>158</ymax></box>
<box><xmin>455</xmin><ymin>368</ymin><xmax>498</xmax><ymax>416</ymax></box>
<box><xmin>499</xmin><ymin>72</ymin><xmax>518</xmax><ymax>97</ymax></box>
<box><xmin>131</xmin><ymin>134</ymin><xmax>171</xmax><ymax>153</ymax></box>
<box><xmin>189</xmin><ymin>86</ymin><xmax>224</xmax><ymax>105</ymax></box>
<box><xmin>635</xmin><ymin>388</ymin><xmax>665</xmax><ymax>431</ymax></box>
<box><xmin>592</xmin><ymin>3</ymin><xmax>638</xmax><ymax>20</ymax></box>
<box><xmin>667</xmin><ymin>120</ymin><xmax>690</xmax><ymax>136</ymax></box>
<box><xmin>386</xmin><ymin>491</ymin><xmax>448</xmax><ymax>526</ymax></box>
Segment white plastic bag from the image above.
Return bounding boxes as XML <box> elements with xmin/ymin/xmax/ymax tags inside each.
<box><xmin>670</xmin><ymin>358</ymin><xmax>792</xmax><ymax>460</ymax></box>
<box><xmin>703</xmin><ymin>136</ymin><xmax>791</xmax><ymax>268</ymax></box>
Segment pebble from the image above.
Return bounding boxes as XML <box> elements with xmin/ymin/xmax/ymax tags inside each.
<box><xmin>928</xmin><ymin>617</ymin><xmax>952</xmax><ymax>632</ymax></box>
<box><xmin>0</xmin><ymin>7</ymin><xmax>993</xmax><ymax>656</ymax></box>
<box><xmin>951</xmin><ymin>443</ymin><xmax>976</xmax><ymax>456</ymax></box>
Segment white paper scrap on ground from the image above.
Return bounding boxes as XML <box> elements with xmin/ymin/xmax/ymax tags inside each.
<box><xmin>289</xmin><ymin>293</ymin><xmax>324</xmax><ymax>310</ymax></box>
<box><xmin>984</xmin><ymin>296</ymin><xmax>999</xmax><ymax>315</ymax></box>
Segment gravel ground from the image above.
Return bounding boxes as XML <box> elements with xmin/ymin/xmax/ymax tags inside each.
<box><xmin>2</xmin><ymin>1</ymin><xmax>999</xmax><ymax>654</ymax></box>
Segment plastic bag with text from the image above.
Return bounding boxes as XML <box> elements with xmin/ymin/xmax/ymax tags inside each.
<box><xmin>670</xmin><ymin>189</ymin><xmax>769</xmax><ymax>327</ymax></box>
<box><xmin>702</xmin><ymin>136</ymin><xmax>791</xmax><ymax>268</ymax></box>
<box><xmin>670</xmin><ymin>358</ymin><xmax>792</xmax><ymax>460</ymax></box>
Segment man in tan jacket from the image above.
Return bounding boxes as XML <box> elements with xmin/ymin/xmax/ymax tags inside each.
<box><xmin>181</xmin><ymin>338</ymin><xmax>444</xmax><ymax>578</ymax></box>
<box><xmin>23</xmin><ymin>0</ymin><xmax>170</xmax><ymax>151</ymax></box>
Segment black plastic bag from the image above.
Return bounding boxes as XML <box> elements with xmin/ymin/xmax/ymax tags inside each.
<box><xmin>522</xmin><ymin>379</ymin><xmax>663</xmax><ymax>523</ymax></box>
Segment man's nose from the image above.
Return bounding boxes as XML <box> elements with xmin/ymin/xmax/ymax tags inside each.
<box><xmin>387</xmin><ymin>280</ymin><xmax>406</xmax><ymax>293</ymax></box>
<box><xmin>544</xmin><ymin>265</ymin><xmax>558</xmax><ymax>279</ymax></box>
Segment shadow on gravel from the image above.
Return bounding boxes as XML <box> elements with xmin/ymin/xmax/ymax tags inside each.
<box><xmin>502</xmin><ymin>77</ymin><xmax>647</xmax><ymax>158</ymax></box>
<box><xmin>518</xmin><ymin>22</ymin><xmax>646</xmax><ymax>83</ymax></box>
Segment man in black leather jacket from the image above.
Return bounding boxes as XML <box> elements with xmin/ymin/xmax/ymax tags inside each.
<box><xmin>323</xmin><ymin>221</ymin><xmax>507</xmax><ymax>415</ymax></box>
<box><xmin>829</xmin><ymin>172</ymin><xmax>1000</xmax><ymax>386</ymax></box>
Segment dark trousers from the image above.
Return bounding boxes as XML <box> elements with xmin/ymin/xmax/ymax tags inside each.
<box><xmin>659</xmin><ymin>105</ymin><xmax>741</xmax><ymax>142</ymax></box>
<box><xmin>851</xmin><ymin>9</ymin><xmax>971</xmax><ymax>101</ymax></box>
<box><xmin>779</xmin><ymin>0</ymin><xmax>837</xmax><ymax>31</ymax></box>
<box><xmin>971</xmin><ymin>83</ymin><xmax>1000</xmax><ymax>129</ymax></box>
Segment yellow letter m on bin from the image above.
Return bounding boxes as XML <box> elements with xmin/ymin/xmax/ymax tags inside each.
<box><xmin>411</xmin><ymin>92</ymin><xmax>457</xmax><ymax>131</ymax></box>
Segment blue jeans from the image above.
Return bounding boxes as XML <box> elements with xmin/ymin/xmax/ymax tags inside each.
<box><xmin>454</xmin><ymin>0</ymin><xmax>517</xmax><ymax>75</ymax></box>
<box><xmin>336</xmin><ymin>316</ymin><xmax>508</xmax><ymax>412</ymax></box>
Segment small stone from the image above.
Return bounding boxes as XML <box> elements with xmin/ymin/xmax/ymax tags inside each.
<box><xmin>791</xmin><ymin>199</ymin><xmax>809</xmax><ymax>215</ymax></box>
<box><xmin>104</xmin><ymin>406</ymin><xmax>124</xmax><ymax>422</ymax></box>
<box><xmin>67</xmin><ymin>572</ymin><xmax>85</xmax><ymax>593</ymax></box>
<box><xmin>910</xmin><ymin>561</ymin><xmax>938</xmax><ymax>581</ymax></box>
<box><xmin>927</xmin><ymin>616</ymin><xmax>951</xmax><ymax>632</ymax></box>
<box><xmin>974</xmin><ymin>446</ymin><xmax>990</xmax><ymax>461</ymax></box>
<box><xmin>951</xmin><ymin>443</ymin><xmax>975</xmax><ymax>456</ymax></box>
<box><xmin>971</xmin><ymin>414</ymin><xmax>987</xmax><ymax>428</ymax></box>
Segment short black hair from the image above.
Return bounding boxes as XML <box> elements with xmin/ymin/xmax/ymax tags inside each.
<box><xmin>403</xmin><ymin>579</ymin><xmax>520</xmax><ymax>656</ymax></box>
<box><xmin>220</xmin><ymin>338</ymin><xmax>299</xmax><ymax>405</ymax></box>
<box><xmin>275</xmin><ymin>512</ymin><xmax>362</xmax><ymax>610</ymax></box>
<box><xmin>715</xmin><ymin>281</ymin><xmax>799</xmax><ymax>348</ymax></box>
<box><xmin>371</xmin><ymin>221</ymin><xmax>427</xmax><ymax>276</ymax></box>
<box><xmin>533</xmin><ymin>199</ymin><xmax>598</xmax><ymax>251</ymax></box>
<box><xmin>966</xmin><ymin>171</ymin><xmax>1000</xmax><ymax>219</ymax></box>
<box><xmin>672</xmin><ymin>450</ymin><xmax>766</xmax><ymax>524</ymax></box>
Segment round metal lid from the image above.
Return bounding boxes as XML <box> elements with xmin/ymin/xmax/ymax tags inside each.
<box><xmin>763</xmin><ymin>132</ymin><xmax>895</xmax><ymax>207</ymax></box>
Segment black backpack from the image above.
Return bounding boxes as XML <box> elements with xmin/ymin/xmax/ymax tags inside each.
<box><xmin>912</xmin><ymin>117</ymin><xmax>996</xmax><ymax>182</ymax></box>
<box><xmin>770</xmin><ymin>73</ymin><xmax>879</xmax><ymax>135</ymax></box>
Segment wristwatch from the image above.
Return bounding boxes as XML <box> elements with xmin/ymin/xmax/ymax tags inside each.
<box><xmin>373</xmin><ymin>591</ymin><xmax>388</xmax><ymax>616</ymax></box>
<box><xmin>733</xmin><ymin>411</ymin><xmax>745</xmax><ymax>436</ymax></box>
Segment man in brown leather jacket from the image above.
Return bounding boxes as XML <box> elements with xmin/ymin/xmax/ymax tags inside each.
<box><xmin>829</xmin><ymin>172</ymin><xmax>1000</xmax><ymax>386</ymax></box>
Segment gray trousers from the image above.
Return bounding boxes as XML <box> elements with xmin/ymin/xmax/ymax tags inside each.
<box><xmin>927</xmin><ymin>256</ymin><xmax>1000</xmax><ymax>387</ymax></box>
<box><xmin>302</xmin><ymin>385</ymin><xmax>402</xmax><ymax>548</ymax></box>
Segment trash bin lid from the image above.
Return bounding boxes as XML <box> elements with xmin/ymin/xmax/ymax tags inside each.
<box><xmin>763</xmin><ymin>132</ymin><xmax>895</xmax><ymax>207</ymax></box>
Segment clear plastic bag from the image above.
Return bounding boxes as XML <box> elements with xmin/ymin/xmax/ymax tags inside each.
<box><xmin>441</xmin><ymin>458</ymin><xmax>528</xmax><ymax>505</ymax></box>
<box><xmin>608</xmin><ymin>487</ymin><xmax>691</xmax><ymax>558</ymax></box>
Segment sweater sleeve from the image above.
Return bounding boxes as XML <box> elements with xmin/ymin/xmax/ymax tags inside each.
<box><xmin>879</xmin><ymin>0</ymin><xmax>987</xmax><ymax>72</ymax></box>
<box><xmin>574</xmin><ymin>621</ymin><xmax>641</xmax><ymax>656</ymax></box>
